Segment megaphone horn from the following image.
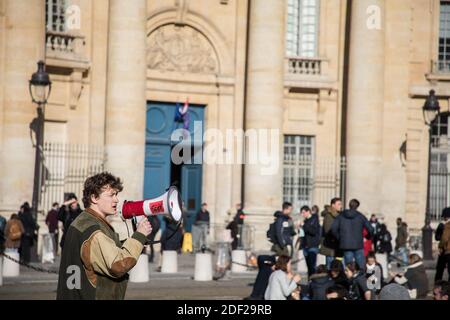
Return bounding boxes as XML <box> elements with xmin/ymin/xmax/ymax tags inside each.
<box><xmin>120</xmin><ymin>186</ymin><xmax>182</xmax><ymax>222</ymax></box>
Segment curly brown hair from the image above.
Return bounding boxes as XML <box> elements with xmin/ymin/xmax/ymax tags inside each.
<box><xmin>82</xmin><ymin>172</ymin><xmax>123</xmax><ymax>208</ymax></box>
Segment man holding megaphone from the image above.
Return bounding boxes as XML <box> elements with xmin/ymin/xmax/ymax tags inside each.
<box><xmin>57</xmin><ymin>172</ymin><xmax>152</xmax><ymax>300</ymax></box>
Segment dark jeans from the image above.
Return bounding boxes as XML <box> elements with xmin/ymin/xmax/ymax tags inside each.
<box><xmin>343</xmin><ymin>249</ymin><xmax>365</xmax><ymax>270</ymax></box>
<box><xmin>435</xmin><ymin>254</ymin><xmax>450</xmax><ymax>282</ymax></box>
<box><xmin>20</xmin><ymin>236</ymin><xmax>33</xmax><ymax>263</ymax></box>
<box><xmin>303</xmin><ymin>247</ymin><xmax>319</xmax><ymax>277</ymax></box>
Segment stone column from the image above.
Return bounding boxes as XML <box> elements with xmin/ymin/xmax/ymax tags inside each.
<box><xmin>0</xmin><ymin>0</ymin><xmax>45</xmax><ymax>212</ymax></box>
<box><xmin>244</xmin><ymin>0</ymin><xmax>286</xmax><ymax>250</ymax></box>
<box><xmin>105</xmin><ymin>0</ymin><xmax>147</xmax><ymax>238</ymax></box>
<box><xmin>346</xmin><ymin>0</ymin><xmax>385</xmax><ymax>214</ymax></box>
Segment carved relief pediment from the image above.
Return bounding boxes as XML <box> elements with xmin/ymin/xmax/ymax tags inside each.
<box><xmin>147</xmin><ymin>24</ymin><xmax>218</xmax><ymax>74</ymax></box>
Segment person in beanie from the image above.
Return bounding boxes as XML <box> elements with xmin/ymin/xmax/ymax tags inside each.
<box><xmin>379</xmin><ymin>283</ymin><xmax>410</xmax><ymax>300</ymax></box>
<box><xmin>392</xmin><ymin>253</ymin><xmax>429</xmax><ymax>299</ymax></box>
<box><xmin>57</xmin><ymin>172</ymin><xmax>152</xmax><ymax>300</ymax></box>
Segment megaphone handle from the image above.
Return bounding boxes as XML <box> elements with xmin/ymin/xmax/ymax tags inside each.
<box><xmin>131</xmin><ymin>216</ymin><xmax>138</xmax><ymax>232</ymax></box>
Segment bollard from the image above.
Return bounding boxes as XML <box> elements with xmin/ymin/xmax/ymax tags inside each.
<box><xmin>3</xmin><ymin>251</ymin><xmax>20</xmax><ymax>277</ymax></box>
<box><xmin>375</xmin><ymin>253</ymin><xmax>388</xmax><ymax>279</ymax></box>
<box><xmin>194</xmin><ymin>253</ymin><xmax>213</xmax><ymax>281</ymax></box>
<box><xmin>129</xmin><ymin>254</ymin><xmax>149</xmax><ymax>283</ymax></box>
<box><xmin>161</xmin><ymin>250</ymin><xmax>178</xmax><ymax>273</ymax></box>
<box><xmin>297</xmin><ymin>250</ymin><xmax>308</xmax><ymax>274</ymax></box>
<box><xmin>231</xmin><ymin>250</ymin><xmax>247</xmax><ymax>273</ymax></box>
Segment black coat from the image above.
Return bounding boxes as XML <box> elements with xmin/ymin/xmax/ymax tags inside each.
<box><xmin>377</xmin><ymin>229</ymin><xmax>393</xmax><ymax>254</ymax></box>
<box><xmin>274</xmin><ymin>211</ymin><xmax>295</xmax><ymax>248</ymax></box>
<box><xmin>331</xmin><ymin>209</ymin><xmax>373</xmax><ymax>250</ymax></box>
<box><xmin>403</xmin><ymin>262</ymin><xmax>429</xmax><ymax>299</ymax></box>
<box><xmin>303</xmin><ymin>214</ymin><xmax>321</xmax><ymax>248</ymax></box>
<box><xmin>161</xmin><ymin>217</ymin><xmax>183</xmax><ymax>251</ymax></box>
<box><xmin>309</xmin><ymin>273</ymin><xmax>334</xmax><ymax>300</ymax></box>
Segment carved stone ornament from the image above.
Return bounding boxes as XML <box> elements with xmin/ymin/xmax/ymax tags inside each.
<box><xmin>147</xmin><ymin>24</ymin><xmax>218</xmax><ymax>74</ymax></box>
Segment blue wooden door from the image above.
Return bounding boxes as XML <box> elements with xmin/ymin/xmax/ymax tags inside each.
<box><xmin>144</xmin><ymin>101</ymin><xmax>205</xmax><ymax>232</ymax></box>
<box><xmin>143</xmin><ymin>144</ymin><xmax>171</xmax><ymax>199</ymax></box>
<box><xmin>181</xmin><ymin>164</ymin><xmax>202</xmax><ymax>232</ymax></box>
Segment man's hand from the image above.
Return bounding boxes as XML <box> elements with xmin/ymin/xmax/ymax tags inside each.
<box><xmin>136</xmin><ymin>218</ymin><xmax>152</xmax><ymax>237</ymax></box>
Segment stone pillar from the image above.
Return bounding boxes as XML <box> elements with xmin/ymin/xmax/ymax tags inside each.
<box><xmin>244</xmin><ymin>0</ymin><xmax>286</xmax><ymax>250</ymax></box>
<box><xmin>346</xmin><ymin>0</ymin><xmax>385</xmax><ymax>214</ymax></box>
<box><xmin>105</xmin><ymin>0</ymin><xmax>147</xmax><ymax>238</ymax></box>
<box><xmin>0</xmin><ymin>0</ymin><xmax>45</xmax><ymax>212</ymax></box>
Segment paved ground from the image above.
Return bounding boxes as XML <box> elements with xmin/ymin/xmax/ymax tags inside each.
<box><xmin>0</xmin><ymin>252</ymin><xmax>442</xmax><ymax>300</ymax></box>
<box><xmin>0</xmin><ymin>252</ymin><xmax>257</xmax><ymax>300</ymax></box>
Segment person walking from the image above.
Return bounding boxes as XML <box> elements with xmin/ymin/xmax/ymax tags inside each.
<box><xmin>18</xmin><ymin>202</ymin><xmax>38</xmax><ymax>263</ymax></box>
<box><xmin>46</xmin><ymin>202</ymin><xmax>60</xmax><ymax>256</ymax></box>
<box><xmin>377</xmin><ymin>224</ymin><xmax>393</xmax><ymax>256</ymax></box>
<box><xmin>369</xmin><ymin>214</ymin><xmax>381</xmax><ymax>253</ymax></box>
<box><xmin>226</xmin><ymin>204</ymin><xmax>245</xmax><ymax>250</ymax></box>
<box><xmin>320</xmin><ymin>197</ymin><xmax>342</xmax><ymax>269</ymax></box>
<box><xmin>395</xmin><ymin>217</ymin><xmax>409</xmax><ymax>265</ymax></box>
<box><xmin>193</xmin><ymin>203</ymin><xmax>210</xmax><ymax>252</ymax></box>
<box><xmin>58</xmin><ymin>194</ymin><xmax>82</xmax><ymax>249</ymax></box>
<box><xmin>331</xmin><ymin>199</ymin><xmax>373</xmax><ymax>270</ymax></box>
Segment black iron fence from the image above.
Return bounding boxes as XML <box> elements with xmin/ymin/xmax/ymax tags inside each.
<box><xmin>429</xmin><ymin>166</ymin><xmax>449</xmax><ymax>221</ymax></box>
<box><xmin>40</xmin><ymin>142</ymin><xmax>105</xmax><ymax>214</ymax></box>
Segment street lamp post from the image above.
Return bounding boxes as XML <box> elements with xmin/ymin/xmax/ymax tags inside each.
<box><xmin>29</xmin><ymin>61</ymin><xmax>51</xmax><ymax>261</ymax></box>
<box><xmin>422</xmin><ymin>89</ymin><xmax>440</xmax><ymax>261</ymax></box>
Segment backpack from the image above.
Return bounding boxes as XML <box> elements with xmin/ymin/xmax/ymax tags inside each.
<box><xmin>9</xmin><ymin>222</ymin><xmax>22</xmax><ymax>241</ymax></box>
<box><xmin>266</xmin><ymin>221</ymin><xmax>277</xmax><ymax>243</ymax></box>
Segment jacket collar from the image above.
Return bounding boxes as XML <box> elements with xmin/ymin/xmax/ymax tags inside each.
<box><xmin>327</xmin><ymin>207</ymin><xmax>339</xmax><ymax>217</ymax></box>
<box><xmin>407</xmin><ymin>261</ymin><xmax>423</xmax><ymax>269</ymax></box>
<box><xmin>85</xmin><ymin>207</ymin><xmax>114</xmax><ymax>231</ymax></box>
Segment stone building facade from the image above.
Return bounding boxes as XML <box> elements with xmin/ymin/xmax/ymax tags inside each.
<box><xmin>0</xmin><ymin>0</ymin><xmax>448</xmax><ymax>250</ymax></box>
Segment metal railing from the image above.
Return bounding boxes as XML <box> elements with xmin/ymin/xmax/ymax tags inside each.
<box><xmin>429</xmin><ymin>166</ymin><xmax>450</xmax><ymax>221</ymax></box>
<box><xmin>40</xmin><ymin>143</ymin><xmax>105</xmax><ymax>214</ymax></box>
<box><xmin>45</xmin><ymin>30</ymin><xmax>88</xmax><ymax>62</ymax></box>
<box><xmin>430</xmin><ymin>59</ymin><xmax>450</xmax><ymax>74</ymax></box>
<box><xmin>283</xmin><ymin>156</ymin><xmax>346</xmax><ymax>211</ymax></box>
<box><xmin>285</xmin><ymin>56</ymin><xmax>325</xmax><ymax>75</ymax></box>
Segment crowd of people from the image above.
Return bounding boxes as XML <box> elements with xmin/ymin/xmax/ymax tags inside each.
<box><xmin>0</xmin><ymin>193</ymin><xmax>83</xmax><ymax>264</ymax></box>
<box><xmin>246</xmin><ymin>197</ymin><xmax>450</xmax><ymax>300</ymax></box>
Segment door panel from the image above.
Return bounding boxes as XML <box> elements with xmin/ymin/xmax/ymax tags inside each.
<box><xmin>181</xmin><ymin>164</ymin><xmax>202</xmax><ymax>232</ymax></box>
<box><xmin>143</xmin><ymin>144</ymin><xmax>171</xmax><ymax>199</ymax></box>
